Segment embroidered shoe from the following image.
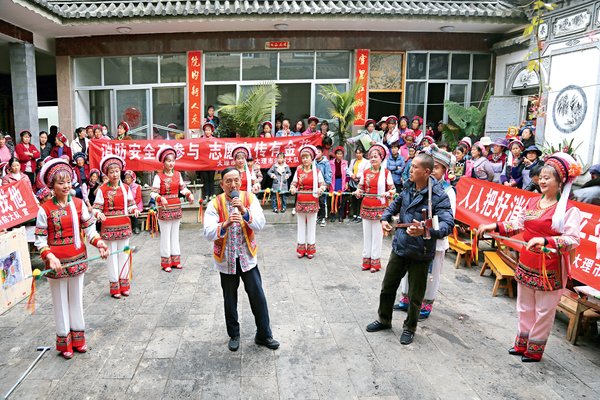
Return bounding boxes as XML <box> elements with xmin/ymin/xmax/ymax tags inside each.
<box><xmin>163</xmin><ymin>267</ymin><xmax>172</xmax><ymax>273</ymax></box>
<box><xmin>394</xmin><ymin>296</ymin><xmax>409</xmax><ymax>311</ymax></box>
<box><xmin>419</xmin><ymin>303</ymin><xmax>433</xmax><ymax>319</ymax></box>
<box><xmin>73</xmin><ymin>344</ymin><xmax>87</xmax><ymax>353</ymax></box>
<box><xmin>61</xmin><ymin>351</ymin><xmax>74</xmax><ymax>359</ymax></box>
<box><xmin>121</xmin><ymin>290</ymin><xmax>130</xmax><ymax>297</ymax></box>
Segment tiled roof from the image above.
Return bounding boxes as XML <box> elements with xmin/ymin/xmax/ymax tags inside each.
<box><xmin>23</xmin><ymin>1</ymin><xmax>525</xmax><ymax>21</ymax></box>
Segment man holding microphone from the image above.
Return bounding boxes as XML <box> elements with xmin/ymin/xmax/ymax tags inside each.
<box><xmin>204</xmin><ymin>166</ymin><xmax>279</xmax><ymax>352</ymax></box>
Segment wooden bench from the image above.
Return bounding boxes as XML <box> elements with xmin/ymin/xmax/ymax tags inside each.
<box><xmin>448</xmin><ymin>236</ymin><xmax>473</xmax><ymax>268</ymax></box>
<box><xmin>557</xmin><ymin>290</ymin><xmax>600</xmax><ymax>344</ymax></box>
<box><xmin>480</xmin><ymin>251</ymin><xmax>515</xmax><ymax>297</ymax></box>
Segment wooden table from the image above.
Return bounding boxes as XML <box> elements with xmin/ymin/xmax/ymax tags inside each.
<box><xmin>571</xmin><ymin>286</ymin><xmax>600</xmax><ymax>345</ymax></box>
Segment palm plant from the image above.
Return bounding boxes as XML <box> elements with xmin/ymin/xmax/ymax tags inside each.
<box><xmin>217</xmin><ymin>84</ymin><xmax>280</xmax><ymax>137</ymax></box>
<box><xmin>319</xmin><ymin>81</ymin><xmax>363</xmax><ymax>146</ymax></box>
<box><xmin>442</xmin><ymin>88</ymin><xmax>492</xmax><ymax>149</ymax></box>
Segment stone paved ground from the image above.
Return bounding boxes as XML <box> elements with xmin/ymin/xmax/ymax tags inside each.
<box><xmin>1</xmin><ymin>217</ymin><xmax>600</xmax><ymax>400</ymax></box>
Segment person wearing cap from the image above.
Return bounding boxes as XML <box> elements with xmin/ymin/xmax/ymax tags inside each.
<box><xmin>151</xmin><ymin>147</ymin><xmax>194</xmax><ymax>272</ymax></box>
<box><xmin>458</xmin><ymin>136</ymin><xmax>472</xmax><ymax>155</ymax></box>
<box><xmin>15</xmin><ymin>130</ymin><xmax>40</xmax><ymax>185</ymax></box>
<box><xmin>487</xmin><ymin>138</ymin><xmax>508</xmax><ymax>183</ymax></box>
<box><xmin>520</xmin><ymin>125</ymin><xmax>536</xmax><ymax>148</ymax></box>
<box><xmin>124</xmin><ymin>170</ymin><xmax>143</xmax><ymax>234</ymax></box>
<box><xmin>260</xmin><ymin>121</ymin><xmax>273</xmax><ymax>138</ymax></box>
<box><xmin>0</xmin><ymin>133</ymin><xmax>13</xmax><ymax>163</ymax></box>
<box><xmin>522</xmin><ymin>145</ymin><xmax>542</xmax><ymax>189</ymax></box>
<box><xmin>366</xmin><ymin>152</ymin><xmax>454</xmax><ymax>345</ymax></box>
<box><xmin>71</xmin><ymin>127</ymin><xmax>90</xmax><ymax>156</ymax></box>
<box><xmin>93</xmin><ymin>155</ymin><xmax>140</xmax><ymax>298</ymax></box>
<box><xmin>347</xmin><ymin>119</ymin><xmax>382</xmax><ymax>147</ymax></box>
<box><xmin>231</xmin><ymin>145</ymin><xmax>261</xmax><ymax>194</ymax></box>
<box><xmin>470</xmin><ymin>141</ymin><xmax>494</xmax><ymax>181</ymax></box>
<box><xmin>35</xmin><ymin>158</ymin><xmax>109</xmax><ymax>359</ymax></box>
<box><xmin>399</xmin><ymin>131</ymin><xmax>416</xmax><ymax>162</ymax></box>
<box><xmin>204</xmin><ymin>166</ymin><xmax>279</xmax><ymax>352</ymax></box>
<box><xmin>72</xmin><ymin>152</ymin><xmax>90</xmax><ymax>201</ymax></box>
<box><xmin>50</xmin><ymin>132</ymin><xmax>73</xmax><ymax>162</ymax></box>
<box><xmin>396</xmin><ymin>145</ymin><xmax>456</xmax><ymax>318</ymax></box>
<box><xmin>35</xmin><ymin>186</ymin><xmax>52</xmax><ymax>204</ymax></box>
<box><xmin>572</xmin><ymin>164</ymin><xmax>600</xmax><ymax>205</ymax></box>
<box><xmin>478</xmin><ymin>153</ymin><xmax>583</xmax><ymax>362</ymax></box>
<box><xmin>355</xmin><ymin>143</ymin><xmax>395</xmax><ymax>273</ymax></box>
<box><xmin>115</xmin><ymin>121</ymin><xmax>132</xmax><ymax>141</ymax></box>
<box><xmin>328</xmin><ymin>146</ymin><xmax>348</xmax><ymax>222</ymax></box>
<box><xmin>199</xmin><ymin>123</ymin><xmax>217</xmax><ymax>201</ymax></box>
<box><xmin>290</xmin><ymin>145</ymin><xmax>326</xmax><ymax>259</ymax></box>
<box><xmin>387</xmin><ymin>142</ymin><xmax>405</xmax><ymax>193</ymax></box>
<box><xmin>500</xmin><ymin>140</ymin><xmax>525</xmax><ymax>188</ymax></box>
<box><xmin>478</xmin><ymin>136</ymin><xmax>492</xmax><ymax>157</ymax></box>
<box><xmin>411</xmin><ymin>116</ymin><xmax>424</xmax><ymax>145</ymax></box>
<box><xmin>376</xmin><ymin>116</ymin><xmax>388</xmax><ymax>135</ymax></box>
<box><xmin>303</xmin><ymin>116</ymin><xmax>319</xmax><ymax>135</ymax></box>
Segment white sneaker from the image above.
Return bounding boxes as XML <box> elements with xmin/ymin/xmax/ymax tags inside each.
<box><xmin>320</xmin><ymin>219</ymin><xmax>326</xmax><ymax>227</ymax></box>
<box><xmin>292</xmin><ymin>208</ymin><xmax>296</xmax><ymax>215</ymax></box>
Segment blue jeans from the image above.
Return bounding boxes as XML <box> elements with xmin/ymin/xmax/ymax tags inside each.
<box><xmin>271</xmin><ymin>192</ymin><xmax>287</xmax><ymax>211</ymax></box>
<box><xmin>219</xmin><ymin>259</ymin><xmax>272</xmax><ymax>340</ymax></box>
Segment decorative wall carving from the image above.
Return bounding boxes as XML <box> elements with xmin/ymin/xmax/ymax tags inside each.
<box><xmin>554</xmin><ymin>10</ymin><xmax>591</xmax><ymax>37</ymax></box>
<box><xmin>552</xmin><ymin>85</ymin><xmax>587</xmax><ymax>134</ymax></box>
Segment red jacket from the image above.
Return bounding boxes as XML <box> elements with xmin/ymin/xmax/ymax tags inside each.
<box><xmin>50</xmin><ymin>145</ymin><xmax>73</xmax><ymax>162</ymax></box>
<box><xmin>72</xmin><ymin>164</ymin><xmax>90</xmax><ymax>185</ymax></box>
<box><xmin>15</xmin><ymin>143</ymin><xmax>40</xmax><ymax>173</ymax></box>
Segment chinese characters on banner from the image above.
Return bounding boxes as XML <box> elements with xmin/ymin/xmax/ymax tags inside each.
<box><xmin>456</xmin><ymin>177</ymin><xmax>600</xmax><ymax>291</ymax></box>
<box><xmin>353</xmin><ymin>49</ymin><xmax>369</xmax><ymax>126</ymax></box>
<box><xmin>0</xmin><ymin>180</ymin><xmax>39</xmax><ymax>231</ymax></box>
<box><xmin>88</xmin><ymin>136</ymin><xmax>322</xmax><ymax>172</ymax></box>
<box><xmin>187</xmin><ymin>50</ymin><xmax>202</xmax><ymax>137</ymax></box>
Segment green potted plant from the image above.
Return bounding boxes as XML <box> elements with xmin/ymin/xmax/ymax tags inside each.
<box><xmin>319</xmin><ymin>81</ymin><xmax>363</xmax><ymax>146</ymax></box>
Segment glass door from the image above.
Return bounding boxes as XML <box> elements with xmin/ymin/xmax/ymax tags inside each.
<box><xmin>116</xmin><ymin>89</ymin><xmax>150</xmax><ymax>139</ymax></box>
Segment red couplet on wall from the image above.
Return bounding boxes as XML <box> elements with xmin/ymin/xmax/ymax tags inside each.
<box><xmin>187</xmin><ymin>51</ymin><xmax>203</xmax><ymax>137</ymax></box>
<box><xmin>353</xmin><ymin>49</ymin><xmax>369</xmax><ymax>126</ymax></box>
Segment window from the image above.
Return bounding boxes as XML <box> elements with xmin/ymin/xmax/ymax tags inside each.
<box><xmin>153</xmin><ymin>87</ymin><xmax>185</xmax><ymax>138</ymax></box>
<box><xmin>160</xmin><ymin>55</ymin><xmax>186</xmax><ymax>83</ymax></box>
<box><xmin>316</xmin><ymin>52</ymin><xmax>350</xmax><ymax>79</ymax></box>
<box><xmin>205</xmin><ymin>53</ymin><xmax>241</xmax><ymax>81</ymax></box>
<box><xmin>404</xmin><ymin>52</ymin><xmax>493</xmax><ymax>124</ymax></box>
<box><xmin>314</xmin><ymin>84</ymin><xmax>345</xmax><ymax>121</ymax></box>
<box><xmin>279</xmin><ymin>52</ymin><xmax>314</xmax><ymax>80</ymax></box>
<box><xmin>242</xmin><ymin>53</ymin><xmax>277</xmax><ymax>81</ymax></box>
<box><xmin>75</xmin><ymin>58</ymin><xmax>101</xmax><ymax>86</ymax></box>
<box><xmin>104</xmin><ymin>57</ymin><xmax>130</xmax><ymax>85</ymax></box>
<box><xmin>132</xmin><ymin>56</ymin><xmax>158</xmax><ymax>84</ymax></box>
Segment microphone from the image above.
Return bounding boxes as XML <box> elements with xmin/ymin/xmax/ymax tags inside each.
<box><xmin>230</xmin><ymin>190</ymin><xmax>240</xmax><ymax>214</ymax></box>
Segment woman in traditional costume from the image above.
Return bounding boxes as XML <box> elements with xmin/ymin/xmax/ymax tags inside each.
<box><xmin>290</xmin><ymin>145</ymin><xmax>326</xmax><ymax>259</ymax></box>
<box><xmin>151</xmin><ymin>146</ymin><xmax>194</xmax><ymax>272</ymax></box>
<box><xmin>232</xmin><ymin>145</ymin><xmax>260</xmax><ymax>193</ymax></box>
<box><xmin>35</xmin><ymin>158</ymin><xmax>108</xmax><ymax>359</ymax></box>
<box><xmin>355</xmin><ymin>143</ymin><xmax>395</xmax><ymax>272</ymax></box>
<box><xmin>93</xmin><ymin>155</ymin><xmax>139</xmax><ymax>297</ymax></box>
<box><xmin>478</xmin><ymin>152</ymin><xmax>582</xmax><ymax>362</ymax></box>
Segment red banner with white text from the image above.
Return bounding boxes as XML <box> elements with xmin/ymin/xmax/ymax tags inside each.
<box><xmin>88</xmin><ymin>136</ymin><xmax>322</xmax><ymax>172</ymax></box>
<box><xmin>0</xmin><ymin>179</ymin><xmax>38</xmax><ymax>231</ymax></box>
<box><xmin>456</xmin><ymin>177</ymin><xmax>600</xmax><ymax>290</ymax></box>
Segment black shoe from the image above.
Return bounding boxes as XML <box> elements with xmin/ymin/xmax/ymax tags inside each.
<box><xmin>272</xmin><ymin>209</ymin><xmax>278</xmax><ymax>213</ymax></box>
<box><xmin>508</xmin><ymin>348</ymin><xmax>523</xmax><ymax>356</ymax></box>
<box><xmin>281</xmin><ymin>209</ymin><xmax>286</xmax><ymax>213</ymax></box>
<box><xmin>521</xmin><ymin>355</ymin><xmax>540</xmax><ymax>363</ymax></box>
<box><xmin>228</xmin><ymin>336</ymin><xmax>240</xmax><ymax>352</ymax></box>
<box><xmin>355</xmin><ymin>217</ymin><xmax>362</xmax><ymax>223</ymax></box>
<box><xmin>133</xmin><ymin>227</ymin><xmax>141</xmax><ymax>234</ymax></box>
<box><xmin>400</xmin><ymin>330</ymin><xmax>414</xmax><ymax>345</ymax></box>
<box><xmin>255</xmin><ymin>337</ymin><xmax>280</xmax><ymax>350</ymax></box>
<box><xmin>366</xmin><ymin>320</ymin><xmax>391</xmax><ymax>332</ymax></box>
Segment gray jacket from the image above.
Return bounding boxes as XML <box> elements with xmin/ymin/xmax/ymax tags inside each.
<box><xmin>267</xmin><ymin>163</ymin><xmax>291</xmax><ymax>192</ymax></box>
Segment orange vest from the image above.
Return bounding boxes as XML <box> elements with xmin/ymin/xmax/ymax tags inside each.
<box><xmin>212</xmin><ymin>192</ymin><xmax>257</xmax><ymax>262</ymax></box>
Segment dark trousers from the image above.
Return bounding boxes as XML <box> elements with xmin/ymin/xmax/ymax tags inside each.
<box><xmin>349</xmin><ymin>195</ymin><xmax>362</xmax><ymax>217</ymax></box>
<box><xmin>378</xmin><ymin>251</ymin><xmax>430</xmax><ymax>332</ymax></box>
<box><xmin>25</xmin><ymin>171</ymin><xmax>35</xmax><ymax>186</ymax></box>
<box><xmin>130</xmin><ymin>216</ymin><xmax>140</xmax><ymax>231</ymax></box>
<box><xmin>220</xmin><ymin>259</ymin><xmax>272</xmax><ymax>340</ymax></box>
<box><xmin>317</xmin><ymin>191</ymin><xmax>328</xmax><ymax>220</ymax></box>
<box><xmin>200</xmin><ymin>171</ymin><xmax>215</xmax><ymax>199</ymax></box>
